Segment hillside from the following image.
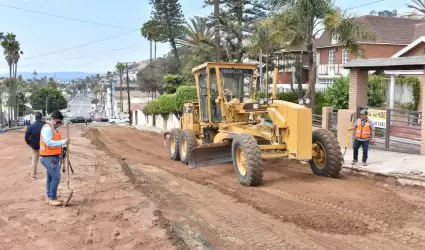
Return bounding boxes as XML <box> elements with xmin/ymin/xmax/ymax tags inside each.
<box><xmin>0</xmin><ymin>72</ymin><xmax>97</xmax><ymax>81</ymax></box>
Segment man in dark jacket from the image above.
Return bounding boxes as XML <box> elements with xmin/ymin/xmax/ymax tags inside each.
<box><xmin>25</xmin><ymin>112</ymin><xmax>45</xmax><ymax>179</ymax></box>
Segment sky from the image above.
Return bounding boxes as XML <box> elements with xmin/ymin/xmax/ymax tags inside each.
<box><xmin>0</xmin><ymin>0</ymin><xmax>412</xmax><ymax>74</ymax></box>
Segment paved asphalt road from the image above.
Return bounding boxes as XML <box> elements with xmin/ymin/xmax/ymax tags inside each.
<box><xmin>67</xmin><ymin>94</ymin><xmax>93</xmax><ymax>118</ymax></box>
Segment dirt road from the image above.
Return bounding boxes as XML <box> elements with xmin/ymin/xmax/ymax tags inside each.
<box><xmin>85</xmin><ymin>126</ymin><xmax>425</xmax><ymax>250</ymax></box>
<box><xmin>0</xmin><ymin>128</ymin><xmax>177</xmax><ymax>250</ymax></box>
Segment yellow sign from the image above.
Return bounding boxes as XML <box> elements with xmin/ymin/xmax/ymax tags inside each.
<box><xmin>366</xmin><ymin>108</ymin><xmax>386</xmax><ymax>128</ymax></box>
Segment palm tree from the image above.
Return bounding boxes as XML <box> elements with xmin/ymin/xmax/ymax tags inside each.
<box><xmin>269</xmin><ymin>0</ymin><xmax>376</xmax><ymax>110</ymax></box>
<box><xmin>406</xmin><ymin>0</ymin><xmax>425</xmax><ymax>17</ymax></box>
<box><xmin>141</xmin><ymin>19</ymin><xmax>162</xmax><ymax>62</ymax></box>
<box><xmin>115</xmin><ymin>63</ymin><xmax>125</xmax><ymax>112</ymax></box>
<box><xmin>48</xmin><ymin>77</ymin><xmax>57</xmax><ymax>88</ymax></box>
<box><xmin>176</xmin><ymin>16</ymin><xmax>216</xmax><ymax>71</ymax></box>
<box><xmin>12</xmin><ymin>40</ymin><xmax>23</xmax><ymax>123</ymax></box>
<box><xmin>1</xmin><ymin>33</ymin><xmax>16</xmax><ymax>127</ymax></box>
<box><xmin>247</xmin><ymin>19</ymin><xmax>281</xmax><ymax>94</ymax></box>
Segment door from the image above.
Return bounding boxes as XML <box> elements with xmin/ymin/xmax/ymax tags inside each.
<box><xmin>198</xmin><ymin>70</ymin><xmax>209</xmax><ymax>122</ymax></box>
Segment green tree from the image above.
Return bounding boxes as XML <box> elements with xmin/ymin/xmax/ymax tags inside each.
<box><xmin>406</xmin><ymin>0</ymin><xmax>425</xmax><ymax>17</ymax></box>
<box><xmin>30</xmin><ymin>87</ymin><xmax>68</xmax><ymax>115</ymax></box>
<box><xmin>116</xmin><ymin>63</ymin><xmax>125</xmax><ymax>111</ymax></box>
<box><xmin>324</xmin><ymin>76</ymin><xmax>386</xmax><ymax>109</ymax></box>
<box><xmin>175</xmin><ymin>85</ymin><xmax>197</xmax><ymax>115</ymax></box>
<box><xmin>323</xmin><ymin>76</ymin><xmax>349</xmax><ymax>109</ymax></box>
<box><xmin>162</xmin><ymin>74</ymin><xmax>188</xmax><ymax>94</ymax></box>
<box><xmin>269</xmin><ymin>0</ymin><xmax>376</xmax><ymax>111</ymax></box>
<box><xmin>146</xmin><ymin>99</ymin><xmax>160</xmax><ymax>115</ymax></box>
<box><xmin>141</xmin><ymin>19</ymin><xmax>163</xmax><ymax>62</ymax></box>
<box><xmin>204</xmin><ymin>0</ymin><xmax>271</xmax><ymax>62</ymax></box>
<box><xmin>48</xmin><ymin>77</ymin><xmax>58</xmax><ymax>89</ymax></box>
<box><xmin>157</xmin><ymin>94</ymin><xmax>177</xmax><ymax>130</ymax></box>
<box><xmin>178</xmin><ymin>16</ymin><xmax>216</xmax><ymax>72</ymax></box>
<box><xmin>149</xmin><ymin>0</ymin><xmax>185</xmax><ymax>68</ymax></box>
<box><xmin>247</xmin><ymin>19</ymin><xmax>280</xmax><ymax>92</ymax></box>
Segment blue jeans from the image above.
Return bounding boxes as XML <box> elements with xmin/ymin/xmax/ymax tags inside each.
<box><xmin>353</xmin><ymin>138</ymin><xmax>369</xmax><ymax>162</ymax></box>
<box><xmin>40</xmin><ymin>156</ymin><xmax>61</xmax><ymax>200</ymax></box>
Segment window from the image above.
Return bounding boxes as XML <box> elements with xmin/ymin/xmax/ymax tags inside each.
<box><xmin>318</xmin><ymin>78</ymin><xmax>334</xmax><ymax>85</ymax></box>
<box><xmin>329</xmin><ymin>50</ymin><xmax>335</xmax><ymax>65</ymax></box>
<box><xmin>342</xmin><ymin>49</ymin><xmax>349</xmax><ymax>64</ymax></box>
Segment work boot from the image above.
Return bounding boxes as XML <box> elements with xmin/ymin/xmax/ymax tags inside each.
<box><xmin>49</xmin><ymin>200</ymin><xmax>63</xmax><ymax>206</ymax></box>
<box><xmin>351</xmin><ymin>160</ymin><xmax>357</xmax><ymax>165</ymax></box>
<box><xmin>362</xmin><ymin>161</ymin><xmax>367</xmax><ymax>166</ymax></box>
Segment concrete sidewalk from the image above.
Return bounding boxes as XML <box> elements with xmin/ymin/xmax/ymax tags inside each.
<box><xmin>133</xmin><ymin>125</ymin><xmax>425</xmax><ymax>186</ymax></box>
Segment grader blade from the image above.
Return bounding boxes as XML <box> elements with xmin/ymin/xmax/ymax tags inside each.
<box><xmin>189</xmin><ymin>141</ymin><xmax>232</xmax><ymax>169</ymax></box>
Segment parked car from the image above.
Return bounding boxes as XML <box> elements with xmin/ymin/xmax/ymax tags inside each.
<box><xmin>70</xmin><ymin>116</ymin><xmax>90</xmax><ymax>124</ymax></box>
<box><xmin>108</xmin><ymin>116</ymin><xmax>129</xmax><ymax>124</ymax></box>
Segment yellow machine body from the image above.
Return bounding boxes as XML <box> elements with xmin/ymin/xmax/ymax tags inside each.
<box><xmin>167</xmin><ymin>62</ymin><xmax>342</xmax><ymax>186</ymax></box>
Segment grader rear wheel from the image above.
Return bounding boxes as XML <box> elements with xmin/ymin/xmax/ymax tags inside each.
<box><xmin>231</xmin><ymin>133</ymin><xmax>263</xmax><ymax>186</ymax></box>
<box><xmin>309</xmin><ymin>129</ymin><xmax>342</xmax><ymax>178</ymax></box>
<box><xmin>179</xmin><ymin>130</ymin><xmax>198</xmax><ymax>165</ymax></box>
<box><xmin>168</xmin><ymin>129</ymin><xmax>181</xmax><ymax>161</ymax></box>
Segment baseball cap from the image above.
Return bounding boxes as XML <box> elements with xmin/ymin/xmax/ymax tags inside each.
<box><xmin>359</xmin><ymin>109</ymin><xmax>368</xmax><ymax>115</ymax></box>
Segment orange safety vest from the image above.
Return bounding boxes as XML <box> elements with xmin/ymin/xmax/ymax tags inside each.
<box><xmin>40</xmin><ymin>123</ymin><xmax>63</xmax><ymax>156</ymax></box>
<box><xmin>355</xmin><ymin>119</ymin><xmax>371</xmax><ymax>139</ymax></box>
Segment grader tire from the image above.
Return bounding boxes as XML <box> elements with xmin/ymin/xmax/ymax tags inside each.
<box><xmin>179</xmin><ymin>130</ymin><xmax>198</xmax><ymax>165</ymax></box>
<box><xmin>168</xmin><ymin>129</ymin><xmax>181</xmax><ymax>161</ymax></box>
<box><xmin>309</xmin><ymin>128</ymin><xmax>342</xmax><ymax>178</ymax></box>
<box><xmin>231</xmin><ymin>133</ymin><xmax>263</xmax><ymax>186</ymax></box>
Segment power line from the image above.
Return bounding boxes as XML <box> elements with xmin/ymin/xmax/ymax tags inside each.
<box><xmin>21</xmin><ymin>29</ymin><xmax>138</xmax><ymax>60</ymax></box>
<box><xmin>17</xmin><ymin>45</ymin><xmax>142</xmax><ymax>68</ymax></box>
<box><xmin>346</xmin><ymin>0</ymin><xmax>386</xmax><ymax>10</ymax></box>
<box><xmin>0</xmin><ymin>3</ymin><xmax>136</xmax><ymax>30</ymax></box>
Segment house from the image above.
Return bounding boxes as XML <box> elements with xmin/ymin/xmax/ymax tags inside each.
<box><xmin>315</xmin><ymin>15</ymin><xmax>425</xmax><ymax>85</ymax></box>
<box><xmin>272</xmin><ymin>45</ymin><xmax>309</xmax><ymax>85</ymax></box>
<box><xmin>114</xmin><ymin>90</ymin><xmax>152</xmax><ymax>114</ymax></box>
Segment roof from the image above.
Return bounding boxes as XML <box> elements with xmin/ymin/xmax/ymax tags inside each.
<box><xmin>192</xmin><ymin>62</ymin><xmax>258</xmax><ymax>73</ymax></box>
<box><xmin>114</xmin><ymin>91</ymin><xmax>149</xmax><ymax>98</ymax></box>
<box><xmin>343</xmin><ymin>56</ymin><xmax>425</xmax><ymax>70</ymax></box>
<box><xmin>316</xmin><ymin>15</ymin><xmax>425</xmax><ymax>48</ymax></box>
<box><xmin>391</xmin><ymin>36</ymin><xmax>425</xmax><ymax>58</ymax></box>
<box><xmin>131</xmin><ymin>103</ymin><xmax>146</xmax><ymax>112</ymax></box>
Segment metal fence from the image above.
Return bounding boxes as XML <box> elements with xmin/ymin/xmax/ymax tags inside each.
<box><xmin>312</xmin><ymin>114</ymin><xmax>322</xmax><ymax>128</ymax></box>
<box><xmin>357</xmin><ymin>106</ymin><xmax>422</xmax><ymax>154</ymax></box>
<box><xmin>329</xmin><ymin>110</ymin><xmax>338</xmax><ymax>137</ymax></box>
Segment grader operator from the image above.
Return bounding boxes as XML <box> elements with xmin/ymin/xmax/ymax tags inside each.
<box><xmin>165</xmin><ymin>62</ymin><xmax>342</xmax><ymax>186</ymax></box>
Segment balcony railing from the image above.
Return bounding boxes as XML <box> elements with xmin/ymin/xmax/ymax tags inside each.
<box><xmin>318</xmin><ymin>64</ymin><xmax>349</xmax><ymax>76</ymax></box>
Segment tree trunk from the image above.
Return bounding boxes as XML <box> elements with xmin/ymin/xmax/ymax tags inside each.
<box><xmin>120</xmin><ymin>72</ymin><xmax>123</xmax><ymax>113</ymax></box>
<box><xmin>154</xmin><ymin>41</ymin><xmax>157</xmax><ymax>60</ymax></box>
<box><xmin>8</xmin><ymin>64</ymin><xmax>12</xmax><ymax>127</ymax></box>
<box><xmin>304</xmin><ymin>40</ymin><xmax>316</xmax><ymax>112</ymax></box>
<box><xmin>170</xmin><ymin>39</ymin><xmax>180</xmax><ymax>69</ymax></box>
<box><xmin>236</xmin><ymin>0</ymin><xmax>243</xmax><ymax>62</ymax></box>
<box><xmin>265</xmin><ymin>54</ymin><xmax>269</xmax><ymax>97</ymax></box>
<box><xmin>150</xmin><ymin>40</ymin><xmax>153</xmax><ymax>63</ymax></box>
<box><xmin>14</xmin><ymin>63</ymin><xmax>18</xmax><ymax>121</ymax></box>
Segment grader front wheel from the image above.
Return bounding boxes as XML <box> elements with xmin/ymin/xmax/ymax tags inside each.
<box><xmin>231</xmin><ymin>133</ymin><xmax>264</xmax><ymax>186</ymax></box>
<box><xmin>309</xmin><ymin>129</ymin><xmax>342</xmax><ymax>178</ymax></box>
<box><xmin>179</xmin><ymin>130</ymin><xmax>198</xmax><ymax>165</ymax></box>
<box><xmin>168</xmin><ymin>129</ymin><xmax>181</xmax><ymax>161</ymax></box>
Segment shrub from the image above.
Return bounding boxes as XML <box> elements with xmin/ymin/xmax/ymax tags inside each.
<box><xmin>324</xmin><ymin>76</ymin><xmax>349</xmax><ymax>109</ymax></box>
<box><xmin>145</xmin><ymin>100</ymin><xmax>160</xmax><ymax>115</ymax></box>
<box><xmin>157</xmin><ymin>94</ymin><xmax>177</xmax><ymax>119</ymax></box>
<box><xmin>175</xmin><ymin>85</ymin><xmax>197</xmax><ymax>113</ymax></box>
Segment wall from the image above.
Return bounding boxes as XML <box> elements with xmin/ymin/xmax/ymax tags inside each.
<box><xmin>401</xmin><ymin>43</ymin><xmax>425</xmax><ymax>57</ymax></box>
<box><xmin>132</xmin><ymin>109</ymin><xmax>180</xmax><ymax>131</ymax></box>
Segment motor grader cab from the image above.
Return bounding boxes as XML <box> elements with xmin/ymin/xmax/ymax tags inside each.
<box><xmin>166</xmin><ymin>62</ymin><xmax>342</xmax><ymax>186</ymax></box>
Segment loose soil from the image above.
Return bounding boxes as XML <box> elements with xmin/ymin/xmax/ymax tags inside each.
<box><xmin>3</xmin><ymin>125</ymin><xmax>425</xmax><ymax>249</ymax></box>
<box><xmin>0</xmin><ymin>128</ymin><xmax>178</xmax><ymax>250</ymax></box>
<box><xmin>82</xmin><ymin>126</ymin><xmax>425</xmax><ymax>249</ymax></box>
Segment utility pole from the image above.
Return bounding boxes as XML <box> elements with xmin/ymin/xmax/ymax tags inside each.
<box><xmin>214</xmin><ymin>0</ymin><xmax>221</xmax><ymax>61</ymax></box>
<box><xmin>119</xmin><ymin>61</ymin><xmax>136</xmax><ymax>125</ymax></box>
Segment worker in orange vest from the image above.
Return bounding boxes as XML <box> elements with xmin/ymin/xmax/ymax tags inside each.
<box><xmin>348</xmin><ymin>109</ymin><xmax>376</xmax><ymax>166</ymax></box>
<box><xmin>39</xmin><ymin>111</ymin><xmax>70</xmax><ymax>206</ymax></box>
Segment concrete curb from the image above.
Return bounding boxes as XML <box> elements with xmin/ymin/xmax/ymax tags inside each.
<box><xmin>132</xmin><ymin>125</ymin><xmax>425</xmax><ymax>188</ymax></box>
<box><xmin>342</xmin><ymin>166</ymin><xmax>425</xmax><ymax>188</ymax></box>
<box><xmin>4</xmin><ymin>127</ymin><xmax>23</xmax><ymax>132</ymax></box>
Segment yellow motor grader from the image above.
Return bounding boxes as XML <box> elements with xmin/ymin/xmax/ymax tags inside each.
<box><xmin>165</xmin><ymin>62</ymin><xmax>342</xmax><ymax>186</ymax></box>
